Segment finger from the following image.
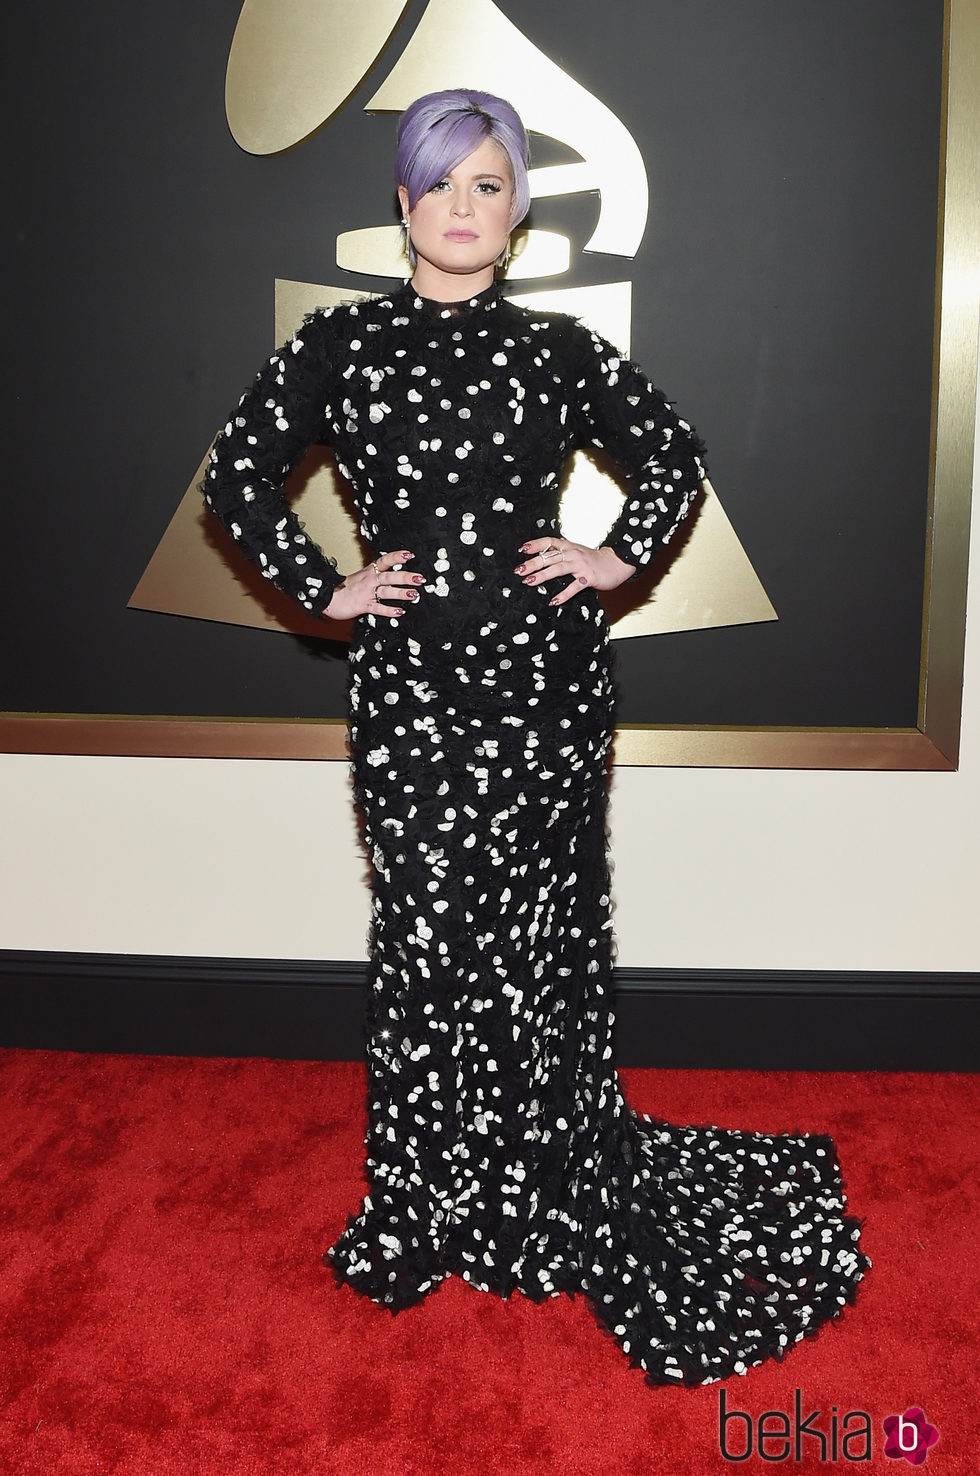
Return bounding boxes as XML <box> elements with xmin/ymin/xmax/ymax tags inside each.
<box><xmin>521</xmin><ymin>563</ymin><xmax>568</xmax><ymax>586</ymax></box>
<box><xmin>372</xmin><ymin>550</ymin><xmax>423</xmax><ymax>589</ymax></box>
<box><xmin>369</xmin><ymin>594</ymin><xmax>406</xmax><ymax>619</ymax></box>
<box><xmin>547</xmin><ymin>578</ymin><xmax>587</xmax><ymax>607</ymax></box>
<box><xmin>360</xmin><ymin>561</ymin><xmax>421</xmax><ymax>585</ymax></box>
<box><xmin>514</xmin><ymin>540</ymin><xmax>564</xmax><ymax>572</ymax></box>
<box><xmin>376</xmin><ymin>582</ymin><xmax>421</xmax><ymax>602</ymax></box>
<box><xmin>372</xmin><ymin>573</ymin><xmax>423</xmax><ymax>591</ymax></box>
<box><xmin>516</xmin><ymin>554</ymin><xmax>554</xmax><ymax>577</ymax></box>
<box><xmin>519</xmin><ymin>548</ymin><xmax>578</xmax><ymax>584</ymax></box>
<box><xmin>378</xmin><ymin>549</ymin><xmax>415</xmax><ymax>570</ymax></box>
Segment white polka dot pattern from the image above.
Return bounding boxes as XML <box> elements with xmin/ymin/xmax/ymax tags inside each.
<box><xmin>203</xmin><ymin>281</ymin><xmax>868</xmax><ymax>1386</ymax></box>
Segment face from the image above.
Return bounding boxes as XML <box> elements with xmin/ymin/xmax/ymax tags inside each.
<box><xmin>398</xmin><ymin>135</ymin><xmax>515</xmax><ymax>295</ymax></box>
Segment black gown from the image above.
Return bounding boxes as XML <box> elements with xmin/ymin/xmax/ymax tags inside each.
<box><xmin>203</xmin><ymin>279</ymin><xmax>867</xmax><ymax>1387</ymax></box>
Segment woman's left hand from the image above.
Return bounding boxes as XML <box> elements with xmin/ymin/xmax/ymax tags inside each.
<box><xmin>515</xmin><ymin>538</ymin><xmax>635</xmax><ymax>606</ymax></box>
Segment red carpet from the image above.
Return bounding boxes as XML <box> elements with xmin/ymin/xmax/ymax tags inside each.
<box><xmin>0</xmin><ymin>1048</ymin><xmax>976</xmax><ymax>1474</ymax></box>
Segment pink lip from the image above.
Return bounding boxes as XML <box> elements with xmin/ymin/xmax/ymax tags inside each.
<box><xmin>444</xmin><ymin>230</ymin><xmax>478</xmax><ymax>241</ymax></box>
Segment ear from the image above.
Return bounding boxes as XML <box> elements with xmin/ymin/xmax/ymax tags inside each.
<box><xmin>397</xmin><ymin>184</ymin><xmax>410</xmax><ymax>221</ymax></box>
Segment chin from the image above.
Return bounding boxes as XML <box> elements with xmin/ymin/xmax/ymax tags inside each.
<box><xmin>426</xmin><ymin>252</ymin><xmax>499</xmax><ymax>277</ymax></box>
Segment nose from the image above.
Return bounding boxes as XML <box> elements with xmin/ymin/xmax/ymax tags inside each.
<box><xmin>451</xmin><ymin>194</ymin><xmax>473</xmax><ymax>218</ymax></box>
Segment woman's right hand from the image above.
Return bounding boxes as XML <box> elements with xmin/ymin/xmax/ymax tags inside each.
<box><xmin>321</xmin><ymin>550</ymin><xmax>424</xmax><ymax>622</ymax></box>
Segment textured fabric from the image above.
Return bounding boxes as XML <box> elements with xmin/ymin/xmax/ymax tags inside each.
<box><xmin>203</xmin><ymin>280</ymin><xmax>867</xmax><ymax>1386</ymax></box>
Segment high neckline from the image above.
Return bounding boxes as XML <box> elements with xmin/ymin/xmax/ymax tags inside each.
<box><xmin>395</xmin><ymin>278</ymin><xmax>501</xmax><ymax>320</ymax></box>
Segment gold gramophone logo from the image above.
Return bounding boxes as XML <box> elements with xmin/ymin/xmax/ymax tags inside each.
<box><xmin>130</xmin><ymin>0</ymin><xmax>775</xmax><ymax>640</ymax></box>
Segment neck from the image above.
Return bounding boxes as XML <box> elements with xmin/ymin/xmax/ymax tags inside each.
<box><xmin>408</xmin><ymin>262</ymin><xmax>496</xmax><ymax>302</ymax></box>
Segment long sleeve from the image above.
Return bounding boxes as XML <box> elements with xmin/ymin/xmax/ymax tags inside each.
<box><xmin>569</xmin><ymin>326</ymin><xmax>707</xmax><ymax>573</ymax></box>
<box><xmin>202</xmin><ymin>311</ymin><xmax>345</xmax><ymax>616</ymax></box>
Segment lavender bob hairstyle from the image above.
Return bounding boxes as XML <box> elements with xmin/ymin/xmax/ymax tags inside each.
<box><xmin>395</xmin><ymin>90</ymin><xmax>531</xmax><ymax>265</ymax></box>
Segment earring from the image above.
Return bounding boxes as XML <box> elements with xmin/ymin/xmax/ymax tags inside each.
<box><xmin>495</xmin><ymin>240</ymin><xmax>512</xmax><ymax>271</ymax></box>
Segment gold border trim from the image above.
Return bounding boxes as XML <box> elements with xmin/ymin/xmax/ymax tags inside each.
<box><xmin>0</xmin><ymin>715</ymin><xmax>956</xmax><ymax>771</ymax></box>
<box><xmin>915</xmin><ymin>0</ymin><xmax>979</xmax><ymax>766</ymax></box>
<box><xmin>2</xmin><ymin>0</ymin><xmax>976</xmax><ymax>772</ymax></box>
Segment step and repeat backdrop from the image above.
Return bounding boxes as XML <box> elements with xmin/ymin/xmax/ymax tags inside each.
<box><xmin>4</xmin><ymin>0</ymin><xmax>970</xmax><ymax>766</ymax></box>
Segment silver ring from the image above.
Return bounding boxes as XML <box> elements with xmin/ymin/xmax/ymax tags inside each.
<box><xmin>372</xmin><ymin>561</ymin><xmax>380</xmax><ymax>576</ymax></box>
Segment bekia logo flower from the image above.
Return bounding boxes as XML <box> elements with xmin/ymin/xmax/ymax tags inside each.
<box><xmin>882</xmin><ymin>1407</ymin><xmax>940</xmax><ymax>1465</ymax></box>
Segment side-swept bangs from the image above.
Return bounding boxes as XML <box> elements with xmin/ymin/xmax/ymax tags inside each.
<box><xmin>395</xmin><ymin>89</ymin><xmax>531</xmax><ymax>229</ymax></box>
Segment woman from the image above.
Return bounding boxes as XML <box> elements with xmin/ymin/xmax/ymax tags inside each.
<box><xmin>203</xmin><ymin>89</ymin><xmax>866</xmax><ymax>1387</ymax></box>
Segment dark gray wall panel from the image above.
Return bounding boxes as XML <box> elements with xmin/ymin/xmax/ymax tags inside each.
<box><xmin>3</xmin><ymin>1</ymin><xmax>943</xmax><ymax>726</ymax></box>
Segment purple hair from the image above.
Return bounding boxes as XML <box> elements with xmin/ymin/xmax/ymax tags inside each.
<box><xmin>395</xmin><ymin>90</ymin><xmax>531</xmax><ymax>256</ymax></box>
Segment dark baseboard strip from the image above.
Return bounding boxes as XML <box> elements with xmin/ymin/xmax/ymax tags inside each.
<box><xmin>1</xmin><ymin>950</ymin><xmax>977</xmax><ymax>1071</ymax></box>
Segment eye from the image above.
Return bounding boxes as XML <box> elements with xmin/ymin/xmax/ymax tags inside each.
<box><xmin>476</xmin><ymin>181</ymin><xmax>502</xmax><ymax>195</ymax></box>
<box><xmin>428</xmin><ymin>179</ymin><xmax>450</xmax><ymax>194</ymax></box>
